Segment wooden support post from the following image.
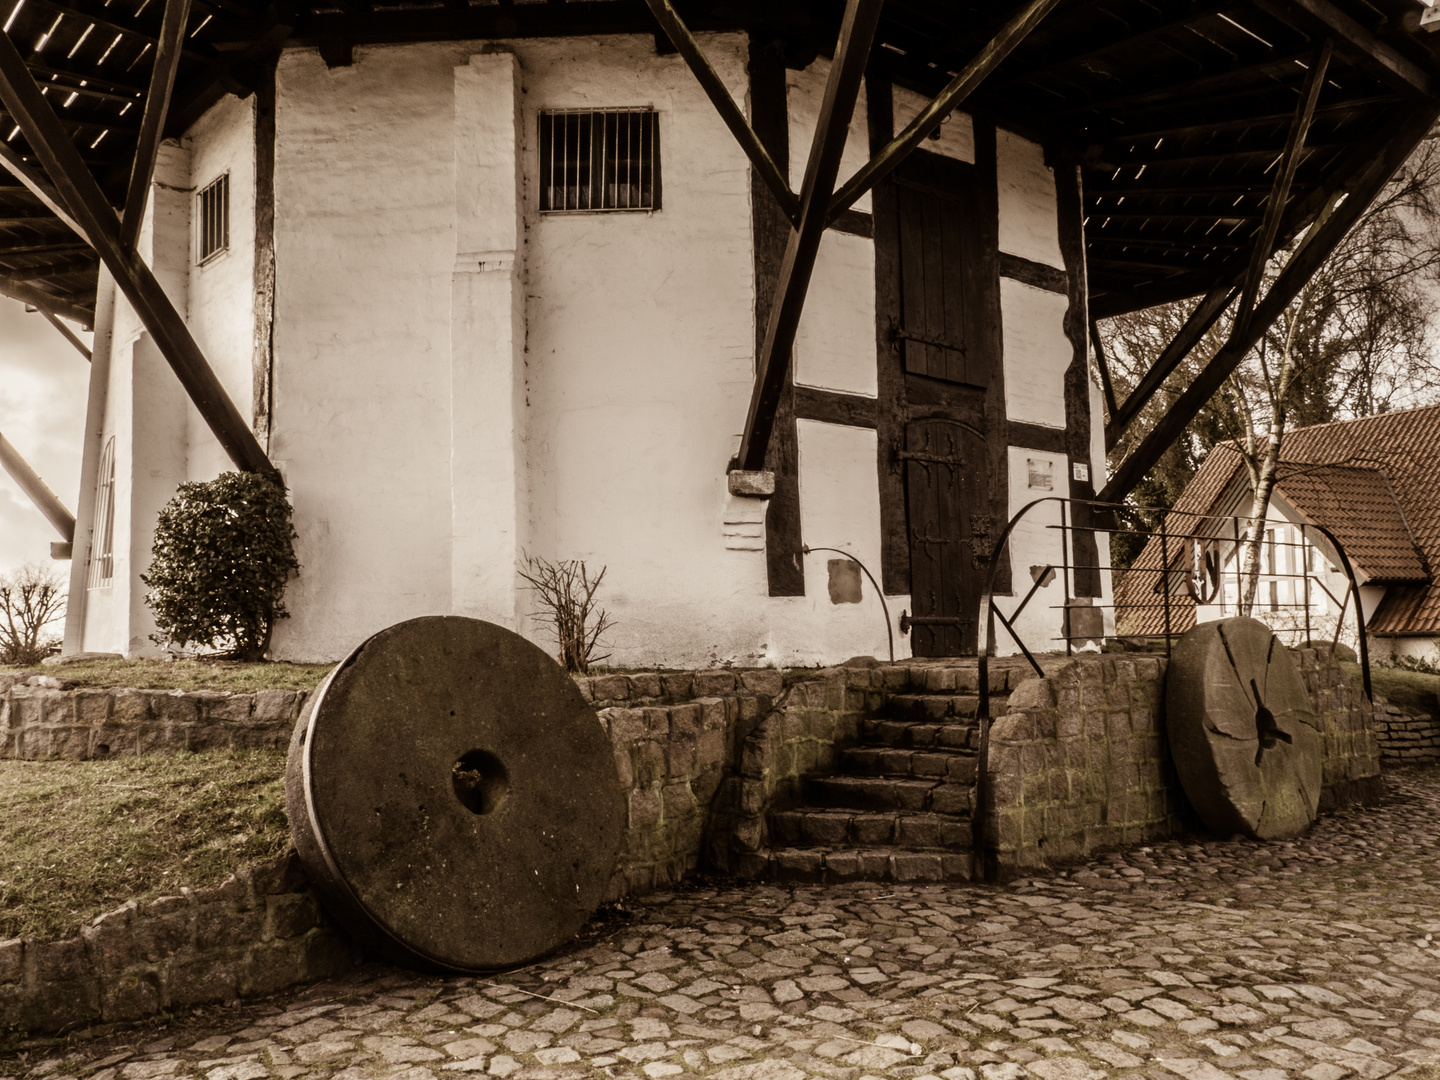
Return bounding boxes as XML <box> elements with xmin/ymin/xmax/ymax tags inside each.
<box><xmin>829</xmin><ymin>0</ymin><xmax>1061</xmax><ymax>220</ymax></box>
<box><xmin>0</xmin><ymin>428</ymin><xmax>75</xmax><ymax>542</ymax></box>
<box><xmin>120</xmin><ymin>0</ymin><xmax>193</xmax><ymax>252</ymax></box>
<box><xmin>1234</xmin><ymin>38</ymin><xmax>1331</xmax><ymax>337</ymax></box>
<box><xmin>1098</xmin><ymin>103</ymin><xmax>1440</xmax><ymax>505</ymax></box>
<box><xmin>38</xmin><ymin>307</ymin><xmax>93</xmax><ymax>361</ymax></box>
<box><xmin>1103</xmin><ymin>282</ymin><xmax>1237</xmax><ymax>450</ymax></box>
<box><xmin>642</xmin><ymin>0</ymin><xmax>797</xmax><ymax>220</ymax></box>
<box><xmin>0</xmin><ymin>141</ymin><xmax>88</xmax><ymax>243</ymax></box>
<box><xmin>736</xmin><ymin>0</ymin><xmax>884</xmax><ymax>473</ymax></box>
<box><xmin>0</xmin><ymin>28</ymin><xmax>279</xmax><ymax>480</ymax></box>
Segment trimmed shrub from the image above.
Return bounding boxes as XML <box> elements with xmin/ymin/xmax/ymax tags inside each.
<box><xmin>143</xmin><ymin>472</ymin><xmax>299</xmax><ymax>661</ymax></box>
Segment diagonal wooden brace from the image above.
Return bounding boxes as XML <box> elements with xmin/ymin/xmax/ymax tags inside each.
<box><xmin>120</xmin><ymin>0</ymin><xmax>193</xmax><ymax>252</ymax></box>
<box><xmin>642</xmin><ymin>0</ymin><xmax>797</xmax><ymax>221</ymax></box>
<box><xmin>735</xmin><ymin>0</ymin><xmax>884</xmax><ymax>473</ymax></box>
<box><xmin>0</xmin><ymin>427</ymin><xmax>75</xmax><ymax>542</ymax></box>
<box><xmin>829</xmin><ymin>0</ymin><xmax>1061</xmax><ymax>220</ymax></box>
<box><xmin>0</xmin><ymin>27</ymin><xmax>278</xmax><ymax>480</ymax></box>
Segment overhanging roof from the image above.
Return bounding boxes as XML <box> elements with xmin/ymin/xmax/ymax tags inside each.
<box><xmin>2</xmin><ymin>0</ymin><xmax>1439</xmax><ymax>325</ymax></box>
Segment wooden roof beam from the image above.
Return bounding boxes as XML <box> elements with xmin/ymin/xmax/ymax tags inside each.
<box><xmin>0</xmin><ymin>139</ymin><xmax>89</xmax><ymax>242</ymax></box>
<box><xmin>642</xmin><ymin>0</ymin><xmax>797</xmax><ymax>221</ymax></box>
<box><xmin>120</xmin><ymin>0</ymin><xmax>191</xmax><ymax>251</ymax></box>
<box><xmin>830</xmin><ymin>0</ymin><xmax>1061</xmax><ymax>220</ymax></box>
<box><xmin>0</xmin><ymin>28</ymin><xmax>278</xmax><ymax>480</ymax></box>
<box><xmin>736</xmin><ymin>0</ymin><xmax>882</xmax><ymax>474</ymax></box>
<box><xmin>1259</xmin><ymin>0</ymin><xmax>1434</xmax><ymax>97</ymax></box>
<box><xmin>0</xmin><ymin>268</ymin><xmax>92</xmax><ymax>325</ymax></box>
<box><xmin>0</xmin><ymin>426</ymin><xmax>75</xmax><ymax>542</ymax></box>
<box><xmin>1235</xmin><ymin>37</ymin><xmax>1331</xmax><ymax>336</ymax></box>
<box><xmin>1098</xmin><ymin>100</ymin><xmax>1440</xmax><ymax>504</ymax></box>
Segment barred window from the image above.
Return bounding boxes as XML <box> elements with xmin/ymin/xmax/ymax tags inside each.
<box><xmin>539</xmin><ymin>108</ymin><xmax>660</xmax><ymax>213</ymax></box>
<box><xmin>86</xmin><ymin>437</ymin><xmax>116</xmax><ymax>590</ymax></box>
<box><xmin>197</xmin><ymin>173</ymin><xmax>229</xmax><ymax>263</ymax></box>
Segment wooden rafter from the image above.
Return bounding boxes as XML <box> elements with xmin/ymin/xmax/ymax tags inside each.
<box><xmin>1089</xmin><ymin>319</ymin><xmax>1119</xmax><ymax>422</ymax></box>
<box><xmin>0</xmin><ymin>140</ymin><xmax>88</xmax><ymax>242</ymax></box>
<box><xmin>0</xmin><ymin>270</ymin><xmax>92</xmax><ymax>326</ymax></box>
<box><xmin>641</xmin><ymin>0</ymin><xmax>797</xmax><ymax>221</ymax></box>
<box><xmin>1235</xmin><ymin>37</ymin><xmax>1332</xmax><ymax>336</ymax></box>
<box><xmin>1259</xmin><ymin>0</ymin><xmax>1434</xmax><ymax>97</ymax></box>
<box><xmin>0</xmin><ymin>29</ymin><xmax>277</xmax><ymax>479</ymax></box>
<box><xmin>120</xmin><ymin>0</ymin><xmax>192</xmax><ymax>251</ymax></box>
<box><xmin>736</xmin><ymin>0</ymin><xmax>884</xmax><ymax>474</ymax></box>
<box><xmin>1098</xmin><ymin>100</ymin><xmax>1440</xmax><ymax>504</ymax></box>
<box><xmin>829</xmin><ymin>0</ymin><xmax>1061</xmax><ymax>220</ymax></box>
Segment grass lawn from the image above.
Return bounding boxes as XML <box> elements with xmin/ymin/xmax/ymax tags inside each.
<box><xmin>0</xmin><ymin>751</ymin><xmax>290</xmax><ymax>941</ymax></box>
<box><xmin>1342</xmin><ymin>661</ymin><xmax>1439</xmax><ymax>715</ymax></box>
<box><xmin>0</xmin><ymin>657</ymin><xmax>334</xmax><ymax>693</ymax></box>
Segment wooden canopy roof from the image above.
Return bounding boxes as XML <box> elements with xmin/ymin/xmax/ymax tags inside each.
<box><xmin>2</xmin><ymin>0</ymin><xmax>1438</xmax><ymax>329</ymax></box>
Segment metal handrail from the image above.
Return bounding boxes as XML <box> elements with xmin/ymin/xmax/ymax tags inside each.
<box><xmin>969</xmin><ymin>494</ymin><xmax>1375</xmax><ymax>880</ymax></box>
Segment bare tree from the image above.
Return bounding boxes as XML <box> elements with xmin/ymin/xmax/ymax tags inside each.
<box><xmin>0</xmin><ymin>563</ymin><xmax>66</xmax><ymax>665</ymax></box>
<box><xmin>1101</xmin><ymin>135</ymin><xmax>1440</xmax><ymax>604</ymax></box>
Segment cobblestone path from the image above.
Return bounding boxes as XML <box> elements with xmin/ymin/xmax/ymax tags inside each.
<box><xmin>8</xmin><ymin>766</ymin><xmax>1440</xmax><ymax>1080</ymax></box>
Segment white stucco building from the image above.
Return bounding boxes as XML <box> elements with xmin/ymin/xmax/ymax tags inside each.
<box><xmin>57</xmin><ymin>30</ymin><xmax>1114</xmax><ymax>667</ymax></box>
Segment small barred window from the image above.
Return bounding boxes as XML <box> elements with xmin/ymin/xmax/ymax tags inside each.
<box><xmin>197</xmin><ymin>173</ymin><xmax>229</xmax><ymax>263</ymax></box>
<box><xmin>539</xmin><ymin>108</ymin><xmax>660</xmax><ymax>213</ymax></box>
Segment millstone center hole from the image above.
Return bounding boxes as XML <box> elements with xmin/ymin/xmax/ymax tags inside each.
<box><xmin>1250</xmin><ymin>678</ymin><xmax>1293</xmax><ymax>765</ymax></box>
<box><xmin>452</xmin><ymin>750</ymin><xmax>510</xmax><ymax>815</ymax></box>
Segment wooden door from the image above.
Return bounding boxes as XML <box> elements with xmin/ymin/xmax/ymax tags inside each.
<box><xmin>903</xmin><ymin>419</ymin><xmax>988</xmax><ymax>657</ymax></box>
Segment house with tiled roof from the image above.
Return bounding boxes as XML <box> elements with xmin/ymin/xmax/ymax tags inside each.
<box><xmin>1114</xmin><ymin>403</ymin><xmax>1440</xmax><ymax>665</ymax></box>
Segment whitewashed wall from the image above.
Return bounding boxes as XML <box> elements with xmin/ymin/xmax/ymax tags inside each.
<box><xmin>71</xmin><ymin>39</ymin><xmax>1102</xmax><ymax>667</ymax></box>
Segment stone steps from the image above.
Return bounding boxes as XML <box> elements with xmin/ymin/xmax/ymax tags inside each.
<box><xmin>858</xmin><ymin>718</ymin><xmax>979</xmax><ymax>750</ymax></box>
<box><xmin>751</xmin><ymin>846</ymin><xmax>975</xmax><ymax>884</ymax></box>
<box><xmin>807</xmin><ymin>774</ymin><xmax>973</xmax><ymax>814</ymax></box>
<box><xmin>838</xmin><ymin>744</ymin><xmax>978</xmax><ymax>783</ymax></box>
<box><xmin>771</xmin><ymin>808</ymin><xmax>972</xmax><ymax>848</ymax></box>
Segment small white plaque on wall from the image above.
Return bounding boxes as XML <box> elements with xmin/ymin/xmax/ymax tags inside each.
<box><xmin>1073</xmin><ymin>461</ymin><xmax>1090</xmax><ymax>483</ymax></box>
<box><xmin>1027</xmin><ymin>458</ymin><xmax>1054</xmax><ymax>491</ymax></box>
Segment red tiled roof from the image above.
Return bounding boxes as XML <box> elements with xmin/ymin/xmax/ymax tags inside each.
<box><xmin>1114</xmin><ymin>403</ymin><xmax>1440</xmax><ymax>638</ymax></box>
<box><xmin>1271</xmin><ymin>465</ymin><xmax>1427</xmax><ymax>585</ymax></box>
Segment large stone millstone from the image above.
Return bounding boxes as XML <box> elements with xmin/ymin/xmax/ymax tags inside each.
<box><xmin>1165</xmin><ymin>617</ymin><xmax>1322</xmax><ymax>840</ymax></box>
<box><xmin>285</xmin><ymin>616</ymin><xmax>624</xmax><ymax>972</ymax></box>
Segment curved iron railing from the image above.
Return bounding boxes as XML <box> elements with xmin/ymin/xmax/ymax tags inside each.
<box><xmin>968</xmin><ymin>494</ymin><xmax>1375</xmax><ymax>875</ymax></box>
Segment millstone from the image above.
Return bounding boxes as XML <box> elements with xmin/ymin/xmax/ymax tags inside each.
<box><xmin>1164</xmin><ymin>617</ymin><xmax>1321</xmax><ymax>840</ymax></box>
<box><xmin>285</xmin><ymin>616</ymin><xmax>624</xmax><ymax>971</ymax></box>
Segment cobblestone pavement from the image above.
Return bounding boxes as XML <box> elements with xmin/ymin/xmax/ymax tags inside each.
<box><xmin>8</xmin><ymin>766</ymin><xmax>1440</xmax><ymax>1080</ymax></box>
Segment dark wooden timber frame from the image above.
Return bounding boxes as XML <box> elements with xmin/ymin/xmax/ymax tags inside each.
<box><xmin>0</xmin><ymin>26</ymin><xmax>277</xmax><ymax>480</ymax></box>
<box><xmin>1100</xmin><ymin>100</ymin><xmax>1440</xmax><ymax>504</ymax></box>
<box><xmin>118</xmin><ymin>0</ymin><xmax>192</xmax><ymax>253</ymax></box>
<box><xmin>1</xmin><ymin>0</ymin><xmax>1439</xmax><ymax>528</ymax></box>
<box><xmin>0</xmin><ymin>427</ymin><xmax>75</xmax><ymax>542</ymax></box>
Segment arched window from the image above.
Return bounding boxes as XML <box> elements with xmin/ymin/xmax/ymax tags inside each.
<box><xmin>86</xmin><ymin>437</ymin><xmax>115</xmax><ymax>589</ymax></box>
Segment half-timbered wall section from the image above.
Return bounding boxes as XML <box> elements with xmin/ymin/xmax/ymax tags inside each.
<box><xmin>59</xmin><ymin>29</ymin><xmax>1105</xmax><ymax>666</ymax></box>
<box><xmin>28</xmin><ymin>1</ymin><xmax>1435</xmax><ymax>668</ymax></box>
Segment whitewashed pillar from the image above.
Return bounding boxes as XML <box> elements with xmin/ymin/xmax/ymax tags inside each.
<box><xmin>450</xmin><ymin>51</ymin><xmax>527</xmax><ymax>627</ymax></box>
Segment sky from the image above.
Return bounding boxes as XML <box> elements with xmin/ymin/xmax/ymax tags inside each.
<box><xmin>0</xmin><ymin>294</ymin><xmax>92</xmax><ymax>583</ymax></box>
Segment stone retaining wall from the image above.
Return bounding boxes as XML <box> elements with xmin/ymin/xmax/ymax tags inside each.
<box><xmin>0</xmin><ymin>674</ymin><xmax>304</xmax><ymax>759</ymax></box>
<box><xmin>985</xmin><ymin>648</ymin><xmax>1381</xmax><ymax>877</ymax></box>
<box><xmin>1371</xmin><ymin>694</ymin><xmax>1440</xmax><ymax>763</ymax></box>
<box><xmin>0</xmin><ymin>852</ymin><xmax>357</xmax><ymax>1035</ymax></box>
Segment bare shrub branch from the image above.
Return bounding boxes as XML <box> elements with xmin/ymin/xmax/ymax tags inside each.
<box><xmin>519</xmin><ymin>554</ymin><xmax>615</xmax><ymax>675</ymax></box>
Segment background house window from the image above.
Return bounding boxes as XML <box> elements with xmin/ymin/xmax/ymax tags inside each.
<box><xmin>539</xmin><ymin>108</ymin><xmax>660</xmax><ymax>213</ymax></box>
<box><xmin>86</xmin><ymin>437</ymin><xmax>115</xmax><ymax>589</ymax></box>
<box><xmin>197</xmin><ymin>173</ymin><xmax>229</xmax><ymax>263</ymax></box>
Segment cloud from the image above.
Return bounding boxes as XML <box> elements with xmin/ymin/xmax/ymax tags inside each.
<box><xmin>0</xmin><ymin>296</ymin><xmax>92</xmax><ymax>578</ymax></box>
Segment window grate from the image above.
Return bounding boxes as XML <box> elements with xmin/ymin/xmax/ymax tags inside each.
<box><xmin>197</xmin><ymin>173</ymin><xmax>229</xmax><ymax>262</ymax></box>
<box><xmin>539</xmin><ymin>108</ymin><xmax>660</xmax><ymax>213</ymax></box>
<box><xmin>86</xmin><ymin>437</ymin><xmax>115</xmax><ymax>590</ymax></box>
